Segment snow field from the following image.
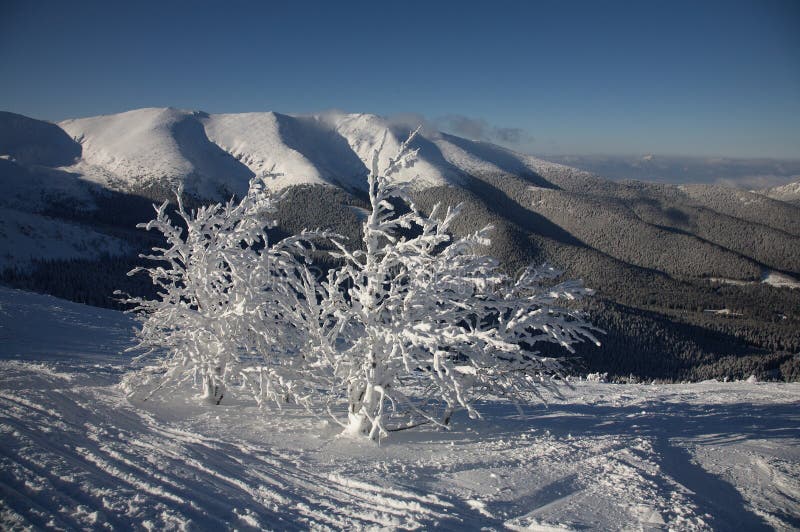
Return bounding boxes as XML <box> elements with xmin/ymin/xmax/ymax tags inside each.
<box><xmin>1</xmin><ymin>286</ymin><xmax>798</xmax><ymax>530</ymax></box>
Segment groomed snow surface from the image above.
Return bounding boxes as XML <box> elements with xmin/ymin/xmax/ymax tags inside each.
<box><xmin>1</xmin><ymin>286</ymin><xmax>798</xmax><ymax>531</ymax></box>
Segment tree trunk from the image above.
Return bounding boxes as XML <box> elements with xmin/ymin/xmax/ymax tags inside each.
<box><xmin>343</xmin><ymin>381</ymin><xmax>382</xmax><ymax>440</ymax></box>
<box><xmin>200</xmin><ymin>372</ymin><xmax>224</xmax><ymax>405</ymax></box>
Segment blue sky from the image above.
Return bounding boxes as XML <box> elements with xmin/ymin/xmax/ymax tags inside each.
<box><xmin>1</xmin><ymin>0</ymin><xmax>798</xmax><ymax>158</ymax></box>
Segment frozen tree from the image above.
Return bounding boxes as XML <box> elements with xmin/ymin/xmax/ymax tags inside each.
<box><xmin>321</xmin><ymin>130</ymin><xmax>600</xmax><ymax>440</ymax></box>
<box><xmin>120</xmin><ymin>178</ymin><xmax>329</xmax><ymax>407</ymax></box>
<box><xmin>237</xmin><ymin>244</ymin><xmax>339</xmax><ymax>412</ymax></box>
<box><xmin>117</xmin><ymin>128</ymin><xmax>599</xmax><ymax>439</ymax></box>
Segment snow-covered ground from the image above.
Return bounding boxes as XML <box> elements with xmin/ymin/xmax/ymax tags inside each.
<box><xmin>0</xmin><ymin>207</ymin><xmax>130</xmax><ymax>270</ymax></box>
<box><xmin>1</xmin><ymin>286</ymin><xmax>798</xmax><ymax>530</ymax></box>
<box><xmin>706</xmin><ymin>269</ymin><xmax>800</xmax><ymax>291</ymax></box>
<box><xmin>762</xmin><ymin>270</ymin><xmax>800</xmax><ymax>290</ymax></box>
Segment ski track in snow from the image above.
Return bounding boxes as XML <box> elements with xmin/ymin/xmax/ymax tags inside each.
<box><xmin>0</xmin><ymin>365</ymin><xmax>457</xmax><ymax>530</ymax></box>
<box><xmin>1</xmin><ymin>285</ymin><xmax>799</xmax><ymax>530</ymax></box>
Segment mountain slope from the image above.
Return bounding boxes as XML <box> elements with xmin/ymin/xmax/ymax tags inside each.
<box><xmin>759</xmin><ymin>180</ymin><xmax>800</xmax><ymax>206</ymax></box>
<box><xmin>202</xmin><ymin>112</ymin><xmax>368</xmax><ymax>189</ymax></box>
<box><xmin>0</xmin><ymin>207</ymin><xmax>130</xmax><ymax>270</ymax></box>
<box><xmin>0</xmin><ymin>111</ymin><xmax>81</xmax><ymax>167</ymax></box>
<box><xmin>59</xmin><ymin>108</ymin><xmax>256</xmax><ymax>198</ymax></box>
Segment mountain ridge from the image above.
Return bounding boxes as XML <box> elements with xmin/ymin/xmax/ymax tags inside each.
<box><xmin>760</xmin><ymin>180</ymin><xmax>800</xmax><ymax>206</ymax></box>
<box><xmin>55</xmin><ymin>107</ymin><xmax>542</xmax><ymax>195</ymax></box>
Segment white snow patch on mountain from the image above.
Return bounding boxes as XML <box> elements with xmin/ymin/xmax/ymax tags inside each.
<box><xmin>762</xmin><ymin>270</ymin><xmax>800</xmax><ymax>289</ymax></box>
<box><xmin>708</xmin><ymin>269</ymin><xmax>800</xmax><ymax>290</ymax></box>
<box><xmin>1</xmin><ymin>287</ymin><xmax>798</xmax><ymax>530</ymax></box>
<box><xmin>760</xmin><ymin>180</ymin><xmax>800</xmax><ymax>204</ymax></box>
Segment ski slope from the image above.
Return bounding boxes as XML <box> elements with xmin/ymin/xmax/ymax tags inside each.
<box><xmin>1</xmin><ymin>286</ymin><xmax>798</xmax><ymax>530</ymax></box>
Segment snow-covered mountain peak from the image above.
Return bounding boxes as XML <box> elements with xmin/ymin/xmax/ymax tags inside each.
<box><xmin>5</xmin><ymin>107</ymin><xmax>582</xmax><ymax>200</ymax></box>
<box><xmin>51</xmin><ymin>107</ymin><xmax>479</xmax><ymax>195</ymax></box>
<box><xmin>60</xmin><ymin>107</ymin><xmax>255</xmax><ymax>198</ymax></box>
